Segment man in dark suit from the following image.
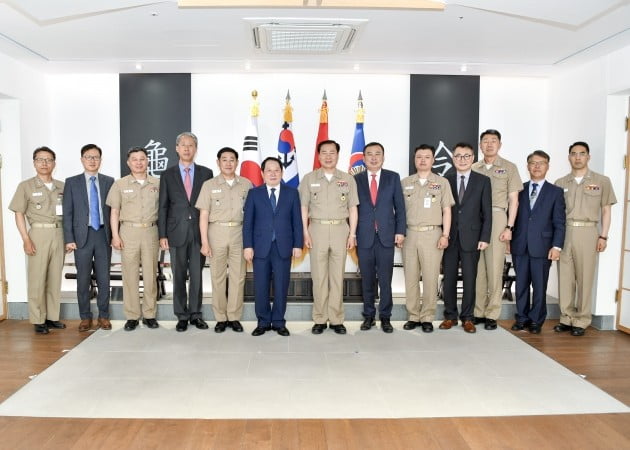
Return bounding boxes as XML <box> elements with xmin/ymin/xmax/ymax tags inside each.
<box><xmin>63</xmin><ymin>144</ymin><xmax>114</xmax><ymax>332</ymax></box>
<box><xmin>511</xmin><ymin>150</ymin><xmax>566</xmax><ymax>334</ymax></box>
<box><xmin>354</xmin><ymin>142</ymin><xmax>406</xmax><ymax>333</ymax></box>
<box><xmin>440</xmin><ymin>142</ymin><xmax>492</xmax><ymax>333</ymax></box>
<box><xmin>158</xmin><ymin>132</ymin><xmax>213</xmax><ymax>332</ymax></box>
<box><xmin>243</xmin><ymin>157</ymin><xmax>303</xmax><ymax>337</ymax></box>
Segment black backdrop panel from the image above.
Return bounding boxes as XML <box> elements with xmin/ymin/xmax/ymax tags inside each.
<box><xmin>409</xmin><ymin>75</ymin><xmax>480</xmax><ymax>177</ymax></box>
<box><xmin>119</xmin><ymin>73</ymin><xmax>191</xmax><ymax>177</ymax></box>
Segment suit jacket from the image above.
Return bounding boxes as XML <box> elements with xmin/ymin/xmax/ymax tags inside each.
<box><xmin>511</xmin><ymin>181</ymin><xmax>566</xmax><ymax>258</ymax></box>
<box><xmin>158</xmin><ymin>163</ymin><xmax>213</xmax><ymax>247</ymax></box>
<box><xmin>63</xmin><ymin>173</ymin><xmax>114</xmax><ymax>248</ymax></box>
<box><xmin>242</xmin><ymin>184</ymin><xmax>304</xmax><ymax>259</ymax></box>
<box><xmin>354</xmin><ymin>169</ymin><xmax>406</xmax><ymax>248</ymax></box>
<box><xmin>447</xmin><ymin>171</ymin><xmax>492</xmax><ymax>251</ymax></box>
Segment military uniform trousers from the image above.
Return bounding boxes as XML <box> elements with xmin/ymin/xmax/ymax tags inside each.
<box><xmin>27</xmin><ymin>227</ymin><xmax>64</xmax><ymax>324</ymax></box>
<box><xmin>475</xmin><ymin>209</ymin><xmax>507</xmax><ymax>320</ymax></box>
<box><xmin>208</xmin><ymin>222</ymin><xmax>245</xmax><ymax>321</ymax></box>
<box><xmin>558</xmin><ymin>225</ymin><xmax>599</xmax><ymax>329</ymax></box>
<box><xmin>120</xmin><ymin>224</ymin><xmax>158</xmax><ymax>320</ymax></box>
<box><xmin>309</xmin><ymin>221</ymin><xmax>348</xmax><ymax>325</ymax></box>
<box><xmin>403</xmin><ymin>227</ymin><xmax>443</xmax><ymax>323</ymax></box>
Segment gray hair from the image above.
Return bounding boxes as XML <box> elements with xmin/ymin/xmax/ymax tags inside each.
<box><xmin>176</xmin><ymin>132</ymin><xmax>198</xmax><ymax>147</ymax></box>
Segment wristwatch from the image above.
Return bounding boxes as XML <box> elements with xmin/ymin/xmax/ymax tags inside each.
<box><xmin>505</xmin><ymin>225</ymin><xmax>514</xmax><ymax>231</ymax></box>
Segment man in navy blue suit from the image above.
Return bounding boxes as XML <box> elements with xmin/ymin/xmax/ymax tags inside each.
<box><xmin>511</xmin><ymin>150</ymin><xmax>566</xmax><ymax>334</ymax></box>
<box><xmin>354</xmin><ymin>142</ymin><xmax>406</xmax><ymax>333</ymax></box>
<box><xmin>243</xmin><ymin>157</ymin><xmax>304</xmax><ymax>336</ymax></box>
<box><xmin>63</xmin><ymin>144</ymin><xmax>114</xmax><ymax>332</ymax></box>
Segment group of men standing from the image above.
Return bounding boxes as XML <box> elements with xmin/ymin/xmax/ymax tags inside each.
<box><xmin>9</xmin><ymin>130</ymin><xmax>615</xmax><ymax>338</ymax></box>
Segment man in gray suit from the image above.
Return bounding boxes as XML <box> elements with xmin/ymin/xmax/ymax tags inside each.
<box><xmin>158</xmin><ymin>132</ymin><xmax>213</xmax><ymax>332</ymax></box>
<box><xmin>63</xmin><ymin>144</ymin><xmax>115</xmax><ymax>332</ymax></box>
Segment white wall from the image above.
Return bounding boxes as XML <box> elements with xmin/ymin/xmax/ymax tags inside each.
<box><xmin>0</xmin><ymin>52</ymin><xmax>50</xmax><ymax>303</ymax></box>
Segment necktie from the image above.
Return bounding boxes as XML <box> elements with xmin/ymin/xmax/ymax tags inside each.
<box><xmin>530</xmin><ymin>183</ymin><xmax>538</xmax><ymax>208</ymax></box>
<box><xmin>370</xmin><ymin>174</ymin><xmax>378</xmax><ymax>205</ymax></box>
<box><xmin>184</xmin><ymin>167</ymin><xmax>192</xmax><ymax>201</ymax></box>
<box><xmin>89</xmin><ymin>176</ymin><xmax>100</xmax><ymax>231</ymax></box>
<box><xmin>270</xmin><ymin>187</ymin><xmax>277</xmax><ymax>211</ymax></box>
<box><xmin>458</xmin><ymin>175</ymin><xmax>466</xmax><ymax>203</ymax></box>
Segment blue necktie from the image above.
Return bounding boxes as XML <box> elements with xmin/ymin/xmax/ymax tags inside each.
<box><xmin>530</xmin><ymin>183</ymin><xmax>538</xmax><ymax>209</ymax></box>
<box><xmin>270</xmin><ymin>187</ymin><xmax>277</xmax><ymax>211</ymax></box>
<box><xmin>90</xmin><ymin>176</ymin><xmax>100</xmax><ymax>231</ymax></box>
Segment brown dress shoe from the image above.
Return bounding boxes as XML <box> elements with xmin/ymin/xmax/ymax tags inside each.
<box><xmin>439</xmin><ymin>319</ymin><xmax>458</xmax><ymax>330</ymax></box>
<box><xmin>78</xmin><ymin>319</ymin><xmax>92</xmax><ymax>332</ymax></box>
<box><xmin>462</xmin><ymin>320</ymin><xmax>477</xmax><ymax>333</ymax></box>
<box><xmin>98</xmin><ymin>318</ymin><xmax>112</xmax><ymax>330</ymax></box>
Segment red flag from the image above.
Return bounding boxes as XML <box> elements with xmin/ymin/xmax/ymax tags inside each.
<box><xmin>312</xmin><ymin>91</ymin><xmax>328</xmax><ymax>170</ymax></box>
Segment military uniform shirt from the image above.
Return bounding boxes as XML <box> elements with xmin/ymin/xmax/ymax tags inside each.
<box><xmin>401</xmin><ymin>172</ymin><xmax>454</xmax><ymax>227</ymax></box>
<box><xmin>9</xmin><ymin>176</ymin><xmax>64</xmax><ymax>224</ymax></box>
<box><xmin>299</xmin><ymin>168</ymin><xmax>359</xmax><ymax>219</ymax></box>
<box><xmin>472</xmin><ymin>155</ymin><xmax>522</xmax><ymax>208</ymax></box>
<box><xmin>105</xmin><ymin>175</ymin><xmax>160</xmax><ymax>222</ymax></box>
<box><xmin>195</xmin><ymin>175</ymin><xmax>252</xmax><ymax>222</ymax></box>
<box><xmin>555</xmin><ymin>170</ymin><xmax>617</xmax><ymax>221</ymax></box>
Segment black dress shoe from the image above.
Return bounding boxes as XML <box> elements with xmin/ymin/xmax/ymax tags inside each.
<box><xmin>528</xmin><ymin>323</ymin><xmax>541</xmax><ymax>334</ymax></box>
<box><xmin>511</xmin><ymin>322</ymin><xmax>527</xmax><ymax>331</ymax></box>
<box><xmin>34</xmin><ymin>323</ymin><xmax>49</xmax><ymax>334</ymax></box>
<box><xmin>124</xmin><ymin>320</ymin><xmax>139</xmax><ymax>331</ymax></box>
<box><xmin>312</xmin><ymin>323</ymin><xmax>327</xmax><ymax>334</ymax></box>
<box><xmin>484</xmin><ymin>319</ymin><xmax>498</xmax><ymax>330</ymax></box>
<box><xmin>190</xmin><ymin>318</ymin><xmax>209</xmax><ymax>329</ymax></box>
<box><xmin>473</xmin><ymin>316</ymin><xmax>486</xmax><ymax>325</ymax></box>
<box><xmin>380</xmin><ymin>319</ymin><xmax>393</xmax><ymax>333</ymax></box>
<box><xmin>403</xmin><ymin>321</ymin><xmax>420</xmax><ymax>330</ymax></box>
<box><xmin>176</xmin><ymin>320</ymin><xmax>188</xmax><ymax>332</ymax></box>
<box><xmin>360</xmin><ymin>317</ymin><xmax>375</xmax><ymax>330</ymax></box>
<box><xmin>214</xmin><ymin>321</ymin><xmax>227</xmax><ymax>333</ymax></box>
<box><xmin>421</xmin><ymin>322</ymin><xmax>434</xmax><ymax>333</ymax></box>
<box><xmin>330</xmin><ymin>324</ymin><xmax>347</xmax><ymax>335</ymax></box>
<box><xmin>272</xmin><ymin>326</ymin><xmax>290</xmax><ymax>336</ymax></box>
<box><xmin>571</xmin><ymin>327</ymin><xmax>585</xmax><ymax>336</ymax></box>
<box><xmin>252</xmin><ymin>325</ymin><xmax>271</xmax><ymax>336</ymax></box>
<box><xmin>142</xmin><ymin>318</ymin><xmax>159</xmax><ymax>329</ymax></box>
<box><xmin>229</xmin><ymin>320</ymin><xmax>244</xmax><ymax>332</ymax></box>
<box><xmin>554</xmin><ymin>323</ymin><xmax>572</xmax><ymax>333</ymax></box>
<box><xmin>45</xmin><ymin>320</ymin><xmax>66</xmax><ymax>329</ymax></box>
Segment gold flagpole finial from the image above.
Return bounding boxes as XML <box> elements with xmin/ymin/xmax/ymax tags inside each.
<box><xmin>283</xmin><ymin>90</ymin><xmax>293</xmax><ymax>123</ymax></box>
<box><xmin>250</xmin><ymin>90</ymin><xmax>259</xmax><ymax>117</ymax></box>
<box><xmin>356</xmin><ymin>90</ymin><xmax>364</xmax><ymax>123</ymax></box>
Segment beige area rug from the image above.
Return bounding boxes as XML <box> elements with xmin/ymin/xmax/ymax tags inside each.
<box><xmin>0</xmin><ymin>321</ymin><xmax>627</xmax><ymax>419</ymax></box>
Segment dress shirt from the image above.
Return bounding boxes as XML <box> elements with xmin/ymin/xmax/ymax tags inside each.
<box><xmin>84</xmin><ymin>172</ymin><xmax>103</xmax><ymax>226</ymax></box>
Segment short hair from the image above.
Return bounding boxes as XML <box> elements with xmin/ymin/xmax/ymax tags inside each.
<box><xmin>569</xmin><ymin>141</ymin><xmax>590</xmax><ymax>154</ymax></box>
<box><xmin>480</xmin><ymin>129</ymin><xmax>502</xmax><ymax>141</ymax></box>
<box><xmin>176</xmin><ymin>132</ymin><xmax>198</xmax><ymax>147</ymax></box>
<box><xmin>363</xmin><ymin>142</ymin><xmax>384</xmax><ymax>154</ymax></box>
<box><xmin>127</xmin><ymin>146</ymin><xmax>147</xmax><ymax>158</ymax></box>
<box><xmin>261</xmin><ymin>156</ymin><xmax>283</xmax><ymax>172</ymax></box>
<box><xmin>33</xmin><ymin>146</ymin><xmax>56</xmax><ymax>161</ymax></box>
<box><xmin>317</xmin><ymin>139</ymin><xmax>340</xmax><ymax>153</ymax></box>
<box><xmin>453</xmin><ymin>142</ymin><xmax>474</xmax><ymax>153</ymax></box>
<box><xmin>217</xmin><ymin>147</ymin><xmax>238</xmax><ymax>160</ymax></box>
<box><xmin>81</xmin><ymin>144</ymin><xmax>102</xmax><ymax>157</ymax></box>
<box><xmin>527</xmin><ymin>150</ymin><xmax>550</xmax><ymax>163</ymax></box>
<box><xmin>414</xmin><ymin>144</ymin><xmax>435</xmax><ymax>156</ymax></box>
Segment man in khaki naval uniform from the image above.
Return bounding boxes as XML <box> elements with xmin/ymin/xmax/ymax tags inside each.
<box><xmin>471</xmin><ymin>129</ymin><xmax>522</xmax><ymax>330</ymax></box>
<box><xmin>402</xmin><ymin>145</ymin><xmax>454</xmax><ymax>333</ymax></box>
<box><xmin>555</xmin><ymin>141</ymin><xmax>616</xmax><ymax>336</ymax></box>
<box><xmin>9</xmin><ymin>147</ymin><xmax>66</xmax><ymax>334</ymax></box>
<box><xmin>299</xmin><ymin>140</ymin><xmax>359</xmax><ymax>335</ymax></box>
<box><xmin>106</xmin><ymin>147</ymin><xmax>160</xmax><ymax>331</ymax></box>
<box><xmin>196</xmin><ymin>147</ymin><xmax>252</xmax><ymax>333</ymax></box>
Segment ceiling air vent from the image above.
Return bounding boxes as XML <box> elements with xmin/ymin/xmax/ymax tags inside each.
<box><xmin>249</xmin><ymin>19</ymin><xmax>364</xmax><ymax>54</ymax></box>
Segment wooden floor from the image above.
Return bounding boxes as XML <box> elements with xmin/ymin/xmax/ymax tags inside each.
<box><xmin>0</xmin><ymin>319</ymin><xmax>629</xmax><ymax>449</ymax></box>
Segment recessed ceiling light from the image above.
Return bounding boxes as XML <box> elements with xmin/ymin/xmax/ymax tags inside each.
<box><xmin>353</xmin><ymin>63</ymin><xmax>360</xmax><ymax>71</ymax></box>
<box><xmin>244</xmin><ymin>61</ymin><xmax>251</xmax><ymax>70</ymax></box>
<box><xmin>460</xmin><ymin>64</ymin><xmax>467</xmax><ymax>72</ymax></box>
<box><xmin>135</xmin><ymin>63</ymin><xmax>143</xmax><ymax>70</ymax></box>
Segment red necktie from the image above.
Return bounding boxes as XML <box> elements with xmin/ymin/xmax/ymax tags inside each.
<box><xmin>184</xmin><ymin>167</ymin><xmax>192</xmax><ymax>201</ymax></box>
<box><xmin>370</xmin><ymin>174</ymin><xmax>378</xmax><ymax>205</ymax></box>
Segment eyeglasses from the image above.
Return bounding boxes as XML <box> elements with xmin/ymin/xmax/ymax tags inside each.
<box><xmin>527</xmin><ymin>161</ymin><xmax>548</xmax><ymax>167</ymax></box>
<box><xmin>452</xmin><ymin>154</ymin><xmax>473</xmax><ymax>161</ymax></box>
<box><xmin>34</xmin><ymin>158</ymin><xmax>54</xmax><ymax>164</ymax></box>
<box><xmin>83</xmin><ymin>156</ymin><xmax>101</xmax><ymax>161</ymax></box>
